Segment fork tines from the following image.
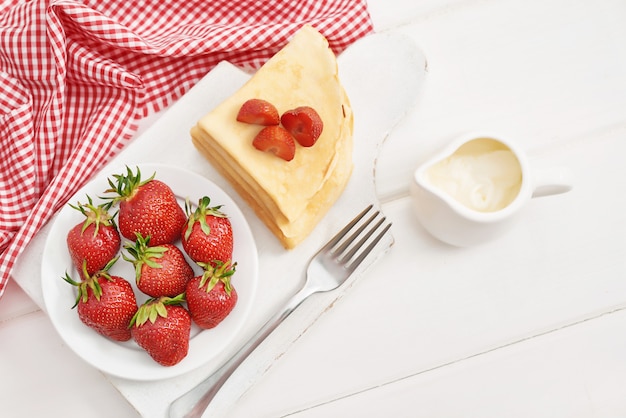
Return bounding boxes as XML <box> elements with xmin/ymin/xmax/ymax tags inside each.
<box><xmin>327</xmin><ymin>205</ymin><xmax>392</xmax><ymax>269</ymax></box>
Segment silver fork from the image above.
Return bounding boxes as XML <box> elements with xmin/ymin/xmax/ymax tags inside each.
<box><xmin>169</xmin><ymin>205</ymin><xmax>393</xmax><ymax>418</ymax></box>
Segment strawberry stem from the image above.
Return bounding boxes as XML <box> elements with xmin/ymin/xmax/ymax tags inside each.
<box><xmin>68</xmin><ymin>194</ymin><xmax>117</xmax><ymax>237</ymax></box>
<box><xmin>62</xmin><ymin>257</ymin><xmax>119</xmax><ymax>308</ymax></box>
<box><xmin>102</xmin><ymin>166</ymin><xmax>155</xmax><ymax>204</ymax></box>
<box><xmin>122</xmin><ymin>233</ymin><xmax>168</xmax><ymax>284</ymax></box>
<box><xmin>183</xmin><ymin>196</ymin><xmax>227</xmax><ymax>241</ymax></box>
<box><xmin>129</xmin><ymin>294</ymin><xmax>186</xmax><ymax>328</ymax></box>
<box><xmin>196</xmin><ymin>260</ymin><xmax>236</xmax><ymax>295</ymax></box>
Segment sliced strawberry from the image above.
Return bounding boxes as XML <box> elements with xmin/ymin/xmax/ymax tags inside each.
<box><xmin>236</xmin><ymin>99</ymin><xmax>280</xmax><ymax>126</ymax></box>
<box><xmin>252</xmin><ymin>125</ymin><xmax>296</xmax><ymax>161</ymax></box>
<box><xmin>280</xmin><ymin>106</ymin><xmax>324</xmax><ymax>147</ymax></box>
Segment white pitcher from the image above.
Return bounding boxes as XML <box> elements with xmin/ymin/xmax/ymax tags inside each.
<box><xmin>410</xmin><ymin>132</ymin><xmax>573</xmax><ymax>246</ymax></box>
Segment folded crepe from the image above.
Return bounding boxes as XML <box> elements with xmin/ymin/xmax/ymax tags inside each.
<box><xmin>191</xmin><ymin>25</ymin><xmax>353</xmax><ymax>249</ymax></box>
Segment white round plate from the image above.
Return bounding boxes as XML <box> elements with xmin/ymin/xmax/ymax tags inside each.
<box><xmin>41</xmin><ymin>163</ymin><xmax>258</xmax><ymax>381</ymax></box>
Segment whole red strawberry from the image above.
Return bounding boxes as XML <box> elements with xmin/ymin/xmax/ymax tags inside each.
<box><xmin>186</xmin><ymin>261</ymin><xmax>238</xmax><ymax>329</ymax></box>
<box><xmin>123</xmin><ymin>233</ymin><xmax>193</xmax><ymax>298</ymax></box>
<box><xmin>66</xmin><ymin>195</ymin><xmax>121</xmax><ymax>276</ymax></box>
<box><xmin>105</xmin><ymin>166</ymin><xmax>186</xmax><ymax>245</ymax></box>
<box><xmin>181</xmin><ymin>196</ymin><xmax>233</xmax><ymax>266</ymax></box>
<box><xmin>62</xmin><ymin>258</ymin><xmax>137</xmax><ymax>342</ymax></box>
<box><xmin>130</xmin><ymin>295</ymin><xmax>191</xmax><ymax>366</ymax></box>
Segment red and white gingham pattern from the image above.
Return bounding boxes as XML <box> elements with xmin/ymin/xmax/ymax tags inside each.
<box><xmin>0</xmin><ymin>0</ymin><xmax>373</xmax><ymax>300</ymax></box>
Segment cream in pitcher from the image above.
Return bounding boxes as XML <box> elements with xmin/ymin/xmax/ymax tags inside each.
<box><xmin>424</xmin><ymin>138</ymin><xmax>522</xmax><ymax>213</ymax></box>
<box><xmin>410</xmin><ymin>133</ymin><xmax>573</xmax><ymax>246</ymax></box>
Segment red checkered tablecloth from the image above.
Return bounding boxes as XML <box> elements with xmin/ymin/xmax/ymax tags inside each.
<box><xmin>0</xmin><ymin>0</ymin><xmax>373</xmax><ymax>299</ymax></box>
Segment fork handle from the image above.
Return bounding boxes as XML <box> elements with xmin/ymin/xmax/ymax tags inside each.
<box><xmin>169</xmin><ymin>285</ymin><xmax>315</xmax><ymax>418</ymax></box>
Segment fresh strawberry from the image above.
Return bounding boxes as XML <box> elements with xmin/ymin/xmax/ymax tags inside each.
<box><xmin>130</xmin><ymin>294</ymin><xmax>191</xmax><ymax>367</ymax></box>
<box><xmin>62</xmin><ymin>258</ymin><xmax>137</xmax><ymax>342</ymax></box>
<box><xmin>123</xmin><ymin>233</ymin><xmax>193</xmax><ymax>298</ymax></box>
<box><xmin>66</xmin><ymin>195</ymin><xmax>121</xmax><ymax>276</ymax></box>
<box><xmin>105</xmin><ymin>166</ymin><xmax>186</xmax><ymax>245</ymax></box>
<box><xmin>186</xmin><ymin>261</ymin><xmax>237</xmax><ymax>329</ymax></box>
<box><xmin>252</xmin><ymin>125</ymin><xmax>296</xmax><ymax>161</ymax></box>
<box><xmin>280</xmin><ymin>106</ymin><xmax>324</xmax><ymax>147</ymax></box>
<box><xmin>181</xmin><ymin>196</ymin><xmax>233</xmax><ymax>266</ymax></box>
<box><xmin>236</xmin><ymin>98</ymin><xmax>280</xmax><ymax>126</ymax></box>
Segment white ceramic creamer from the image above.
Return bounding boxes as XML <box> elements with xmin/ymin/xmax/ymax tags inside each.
<box><xmin>410</xmin><ymin>133</ymin><xmax>573</xmax><ymax>246</ymax></box>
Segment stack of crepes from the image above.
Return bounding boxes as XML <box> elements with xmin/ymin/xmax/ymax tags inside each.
<box><xmin>191</xmin><ymin>25</ymin><xmax>354</xmax><ymax>249</ymax></box>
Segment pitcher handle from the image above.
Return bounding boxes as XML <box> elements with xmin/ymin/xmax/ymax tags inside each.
<box><xmin>531</xmin><ymin>166</ymin><xmax>573</xmax><ymax>198</ymax></box>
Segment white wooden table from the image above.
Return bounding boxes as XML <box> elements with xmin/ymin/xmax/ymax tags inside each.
<box><xmin>3</xmin><ymin>0</ymin><xmax>626</xmax><ymax>416</ymax></box>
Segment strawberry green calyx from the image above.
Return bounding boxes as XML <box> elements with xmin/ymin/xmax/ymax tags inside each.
<box><xmin>130</xmin><ymin>294</ymin><xmax>186</xmax><ymax>328</ymax></box>
<box><xmin>62</xmin><ymin>257</ymin><xmax>119</xmax><ymax>307</ymax></box>
<box><xmin>196</xmin><ymin>260</ymin><xmax>237</xmax><ymax>295</ymax></box>
<box><xmin>68</xmin><ymin>195</ymin><xmax>117</xmax><ymax>237</ymax></box>
<box><xmin>103</xmin><ymin>166</ymin><xmax>155</xmax><ymax>204</ymax></box>
<box><xmin>122</xmin><ymin>233</ymin><xmax>168</xmax><ymax>283</ymax></box>
<box><xmin>183</xmin><ymin>196</ymin><xmax>227</xmax><ymax>241</ymax></box>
